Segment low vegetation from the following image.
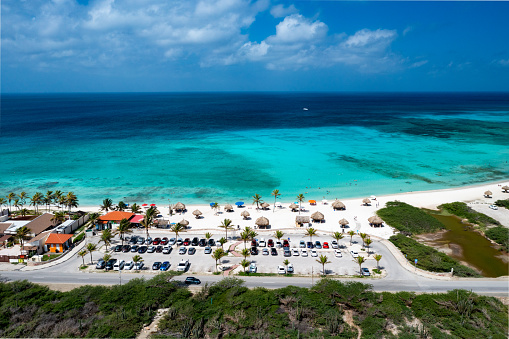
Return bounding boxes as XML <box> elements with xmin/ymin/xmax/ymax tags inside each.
<box><xmin>376</xmin><ymin>201</ymin><xmax>444</xmax><ymax>235</ymax></box>
<box><xmin>494</xmin><ymin>199</ymin><xmax>509</xmax><ymax>209</ymax></box>
<box><xmin>0</xmin><ymin>277</ymin><xmax>506</xmax><ymax>338</ymax></box>
<box><xmin>439</xmin><ymin>202</ymin><xmax>500</xmax><ymax>228</ymax></box>
<box><xmin>389</xmin><ymin>234</ymin><xmax>481</xmax><ymax>277</ymax></box>
<box><xmin>485</xmin><ymin>226</ymin><xmax>509</xmax><ymax>252</ymax></box>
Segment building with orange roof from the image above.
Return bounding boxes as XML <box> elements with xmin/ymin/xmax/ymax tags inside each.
<box><xmin>96</xmin><ymin>211</ymin><xmax>135</xmax><ymax>230</ymax></box>
<box><xmin>45</xmin><ymin>233</ymin><xmax>74</xmax><ymax>253</ymax></box>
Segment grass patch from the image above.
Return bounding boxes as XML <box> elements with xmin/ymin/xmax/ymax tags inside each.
<box><xmin>439</xmin><ymin>202</ymin><xmax>500</xmax><ymax>228</ymax></box>
<box><xmin>212</xmin><ymin>271</ymin><xmax>222</xmax><ymax>275</ymax></box>
<box><xmin>372</xmin><ymin>268</ymin><xmax>382</xmax><ymax>274</ymax></box>
<box><xmin>377</xmin><ymin>201</ymin><xmax>445</xmax><ymax>235</ymax></box>
<box><xmin>72</xmin><ymin>232</ymin><xmax>85</xmax><ymax>244</ymax></box>
<box><xmin>485</xmin><ymin>226</ymin><xmax>509</xmax><ymax>252</ymax></box>
<box><xmin>237</xmin><ymin>272</ymin><xmax>278</xmax><ymax>277</ymax></box>
<box><xmin>42</xmin><ymin>254</ymin><xmax>61</xmax><ymax>262</ymax></box>
<box><xmin>389</xmin><ymin>234</ymin><xmax>481</xmax><ymax>277</ymax></box>
<box><xmin>495</xmin><ymin>199</ymin><xmax>509</xmax><ymax>209</ymax></box>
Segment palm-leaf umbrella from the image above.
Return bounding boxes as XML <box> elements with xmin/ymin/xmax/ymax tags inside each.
<box><xmin>368</xmin><ymin>216</ymin><xmax>383</xmax><ymax>226</ymax></box>
<box><xmin>192</xmin><ymin>210</ymin><xmax>202</xmax><ymax>219</ymax></box>
<box><xmin>484</xmin><ymin>190</ymin><xmax>493</xmax><ymax>197</ymax></box>
<box><xmin>289</xmin><ymin>203</ymin><xmax>298</xmax><ymax>212</ymax></box>
<box><xmin>241</xmin><ymin>210</ymin><xmax>250</xmax><ymax>220</ymax></box>
<box><xmin>502</xmin><ymin>185</ymin><xmax>509</xmax><ymax>193</ymax></box>
<box><xmin>311</xmin><ymin>211</ymin><xmax>324</xmax><ymax>222</ymax></box>
<box><xmin>332</xmin><ymin>200</ymin><xmax>345</xmax><ymax>210</ymax></box>
<box><xmin>255</xmin><ymin>216</ymin><xmax>269</xmax><ymax>228</ymax></box>
<box><xmin>261</xmin><ymin>202</ymin><xmax>270</xmax><ymax>210</ymax></box>
<box><xmin>224</xmin><ymin>204</ymin><xmax>234</xmax><ymax>212</ymax></box>
<box><xmin>362</xmin><ymin>198</ymin><xmax>371</xmax><ymax>206</ymax></box>
<box><xmin>338</xmin><ymin>218</ymin><xmax>349</xmax><ymax>227</ymax></box>
<box><xmin>174</xmin><ymin>202</ymin><xmax>186</xmax><ymax>212</ymax></box>
<box><xmin>179</xmin><ymin>219</ymin><xmax>189</xmax><ymax>227</ymax></box>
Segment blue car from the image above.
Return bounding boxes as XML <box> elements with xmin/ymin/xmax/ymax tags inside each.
<box><xmin>307</xmin><ymin>241</ymin><xmax>313</xmax><ymax>249</ymax></box>
<box><xmin>160</xmin><ymin>261</ymin><xmax>170</xmax><ymax>271</ymax></box>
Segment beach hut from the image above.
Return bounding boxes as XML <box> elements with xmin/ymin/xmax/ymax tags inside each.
<box><xmin>502</xmin><ymin>185</ymin><xmax>509</xmax><ymax>193</ymax></box>
<box><xmin>174</xmin><ymin>202</ymin><xmax>186</xmax><ymax>212</ymax></box>
<box><xmin>255</xmin><ymin>216</ymin><xmax>270</xmax><ymax>229</ymax></box>
<box><xmin>368</xmin><ymin>216</ymin><xmax>383</xmax><ymax>227</ymax></box>
<box><xmin>289</xmin><ymin>203</ymin><xmax>299</xmax><ymax>212</ymax></box>
<box><xmin>224</xmin><ymin>204</ymin><xmax>234</xmax><ymax>212</ymax></box>
<box><xmin>332</xmin><ymin>200</ymin><xmax>346</xmax><ymax>211</ymax></box>
<box><xmin>295</xmin><ymin>216</ymin><xmax>310</xmax><ymax>227</ymax></box>
<box><xmin>192</xmin><ymin>210</ymin><xmax>202</xmax><ymax>219</ymax></box>
<box><xmin>241</xmin><ymin>210</ymin><xmax>250</xmax><ymax>220</ymax></box>
<box><xmin>362</xmin><ymin>198</ymin><xmax>371</xmax><ymax>206</ymax></box>
<box><xmin>484</xmin><ymin>190</ymin><xmax>493</xmax><ymax>198</ymax></box>
<box><xmin>179</xmin><ymin>219</ymin><xmax>190</xmax><ymax>228</ymax></box>
<box><xmin>338</xmin><ymin>218</ymin><xmax>349</xmax><ymax>228</ymax></box>
<box><xmin>311</xmin><ymin>211</ymin><xmax>325</xmax><ymax>223</ymax></box>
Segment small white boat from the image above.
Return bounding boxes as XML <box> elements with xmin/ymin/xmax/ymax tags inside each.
<box><xmin>303</xmin><ymin>108</ymin><xmax>308</xmax><ymax>111</ymax></box>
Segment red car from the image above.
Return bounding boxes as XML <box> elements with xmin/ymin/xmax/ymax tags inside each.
<box><xmin>283</xmin><ymin>240</ymin><xmax>290</xmax><ymax>247</ymax></box>
<box><xmin>323</xmin><ymin>242</ymin><xmax>329</xmax><ymax>249</ymax></box>
<box><xmin>251</xmin><ymin>239</ymin><xmax>257</xmax><ymax>247</ymax></box>
<box><xmin>160</xmin><ymin>237</ymin><xmax>169</xmax><ymax>245</ymax></box>
<box><xmin>153</xmin><ymin>237</ymin><xmax>161</xmax><ymax>245</ymax></box>
<box><xmin>267</xmin><ymin>239</ymin><xmax>274</xmax><ymax>247</ymax></box>
<box><xmin>183</xmin><ymin>238</ymin><xmax>191</xmax><ymax>246</ymax></box>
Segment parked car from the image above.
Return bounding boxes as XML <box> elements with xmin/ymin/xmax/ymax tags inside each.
<box><xmin>208</xmin><ymin>239</ymin><xmax>216</xmax><ymax>247</ymax></box>
<box><xmin>310</xmin><ymin>249</ymin><xmax>318</xmax><ymax>257</ymax></box>
<box><xmin>134</xmin><ymin>261</ymin><xmax>144</xmax><ymax>270</ymax></box>
<box><xmin>191</xmin><ymin>237</ymin><xmax>199</xmax><ymax>246</ymax></box>
<box><xmin>184</xmin><ymin>277</ymin><xmax>201</xmax><ymax>285</ymax></box>
<box><xmin>138</xmin><ymin>246</ymin><xmax>148</xmax><ymax>254</ymax></box>
<box><xmin>137</xmin><ymin>237</ymin><xmax>145</xmax><ymax>245</ymax></box>
<box><xmin>259</xmin><ymin>238</ymin><xmax>266</xmax><ymax>247</ymax></box>
<box><xmin>350</xmin><ymin>251</ymin><xmax>359</xmax><ymax>258</ymax></box>
<box><xmin>314</xmin><ymin>241</ymin><xmax>322</xmax><ymax>249</ymax></box>
<box><xmin>152</xmin><ymin>262</ymin><xmax>161</xmax><ymax>270</ymax></box>
<box><xmin>156</xmin><ymin>245</ymin><xmax>163</xmax><ymax>253</ymax></box>
<box><xmin>489</xmin><ymin>205</ymin><xmax>498</xmax><ymax>210</ymax></box>
<box><xmin>267</xmin><ymin>239</ymin><xmax>274</xmax><ymax>247</ymax></box>
<box><xmin>283</xmin><ymin>248</ymin><xmax>291</xmax><ymax>257</ymax></box>
<box><xmin>199</xmin><ymin>239</ymin><xmax>207</xmax><ymax>247</ymax></box>
<box><xmin>176</xmin><ymin>238</ymin><xmax>183</xmax><ymax>246</ymax></box>
<box><xmin>271</xmin><ymin>247</ymin><xmax>278</xmax><ymax>256</ymax></box>
<box><xmin>249</xmin><ymin>263</ymin><xmax>257</xmax><ymax>273</ymax></box>
<box><xmin>299</xmin><ymin>240</ymin><xmax>306</xmax><ymax>248</ymax></box>
<box><xmin>283</xmin><ymin>240</ymin><xmax>290</xmax><ymax>247</ymax></box>
<box><xmin>114</xmin><ymin>245</ymin><xmax>123</xmax><ymax>252</ymax></box>
<box><xmin>250</xmin><ymin>247</ymin><xmax>258</xmax><ymax>255</ymax></box>
<box><xmin>287</xmin><ymin>264</ymin><xmax>294</xmax><ymax>274</ymax></box>
<box><xmin>204</xmin><ymin>246</ymin><xmax>212</xmax><ymax>254</ymax></box>
<box><xmin>188</xmin><ymin>247</ymin><xmax>196</xmax><ymax>255</ymax></box>
<box><xmin>179</xmin><ymin>247</ymin><xmax>187</xmax><ymax>255</ymax></box>
<box><xmin>160</xmin><ymin>261</ymin><xmax>170</xmax><ymax>271</ymax></box>
<box><xmin>153</xmin><ymin>237</ymin><xmax>161</xmax><ymax>245</ymax></box>
<box><xmin>177</xmin><ymin>259</ymin><xmax>189</xmax><ymax>272</ymax></box>
<box><xmin>331</xmin><ymin>240</ymin><xmax>339</xmax><ymax>249</ymax></box>
<box><xmin>323</xmin><ymin>242</ymin><xmax>329</xmax><ymax>249</ymax></box>
<box><xmin>361</xmin><ymin>267</ymin><xmax>370</xmax><ymax>276</ymax></box>
<box><xmin>147</xmin><ymin>245</ymin><xmax>156</xmax><ymax>253</ymax></box>
<box><xmin>105</xmin><ymin>259</ymin><xmax>117</xmax><ymax>270</ymax></box>
<box><xmin>334</xmin><ymin>249</ymin><xmax>342</xmax><ymax>258</ymax></box>
<box><xmin>277</xmin><ymin>265</ymin><xmax>286</xmax><ymax>274</ymax></box>
<box><xmin>251</xmin><ymin>239</ymin><xmax>257</xmax><ymax>247</ymax></box>
<box><xmin>122</xmin><ymin>245</ymin><xmax>131</xmax><ymax>252</ymax></box>
<box><xmin>301</xmin><ymin>249</ymin><xmax>308</xmax><ymax>257</ymax></box>
<box><xmin>130</xmin><ymin>245</ymin><xmax>139</xmax><ymax>252</ymax></box>
<box><xmin>307</xmin><ymin>241</ymin><xmax>313</xmax><ymax>249</ymax></box>
<box><xmin>168</xmin><ymin>238</ymin><xmax>176</xmax><ymax>245</ymax></box>
<box><xmin>262</xmin><ymin>248</ymin><xmax>269</xmax><ymax>256</ymax></box>
<box><xmin>124</xmin><ymin>261</ymin><xmax>134</xmax><ymax>270</ymax></box>
<box><xmin>292</xmin><ymin>248</ymin><xmax>299</xmax><ymax>256</ymax></box>
<box><xmin>276</xmin><ymin>241</ymin><xmax>282</xmax><ymax>248</ymax></box>
<box><xmin>160</xmin><ymin>237</ymin><xmax>169</xmax><ymax>245</ymax></box>
<box><xmin>162</xmin><ymin>247</ymin><xmax>172</xmax><ymax>254</ymax></box>
<box><xmin>96</xmin><ymin>259</ymin><xmax>106</xmax><ymax>269</ymax></box>
<box><xmin>145</xmin><ymin>237</ymin><xmax>153</xmax><ymax>245</ymax></box>
<box><xmin>129</xmin><ymin>236</ymin><xmax>138</xmax><ymax>244</ymax></box>
<box><xmin>183</xmin><ymin>238</ymin><xmax>191</xmax><ymax>246</ymax></box>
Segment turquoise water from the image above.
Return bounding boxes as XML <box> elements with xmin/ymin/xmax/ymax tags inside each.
<box><xmin>1</xmin><ymin>93</ymin><xmax>508</xmax><ymax>206</ymax></box>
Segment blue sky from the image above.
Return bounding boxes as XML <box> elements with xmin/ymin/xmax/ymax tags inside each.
<box><xmin>2</xmin><ymin>0</ymin><xmax>509</xmax><ymax>92</ymax></box>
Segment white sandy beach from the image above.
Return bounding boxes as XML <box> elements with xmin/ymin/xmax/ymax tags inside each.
<box><xmin>77</xmin><ymin>181</ymin><xmax>509</xmax><ymax>240</ymax></box>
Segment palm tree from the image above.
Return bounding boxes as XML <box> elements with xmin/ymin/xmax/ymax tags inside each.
<box><xmin>211</xmin><ymin>202</ymin><xmax>219</xmax><ymax>215</ymax></box>
<box><xmin>86</xmin><ymin>243</ymin><xmax>97</xmax><ymax>264</ymax></box>
<box><xmin>316</xmin><ymin>254</ymin><xmax>331</xmax><ymax>276</ymax></box>
<box><xmin>240</xmin><ymin>230</ymin><xmax>250</xmax><ymax>249</ymax></box>
<box><xmin>117</xmin><ymin>201</ymin><xmax>127</xmax><ymax>211</ymax></box>
<box><xmin>365</xmin><ymin>238</ymin><xmax>373</xmax><ymax>256</ymax></box>
<box><xmin>359</xmin><ymin>233</ymin><xmax>367</xmax><ymax>248</ymax></box>
<box><xmin>218</xmin><ymin>219</ymin><xmax>233</xmax><ymax>240</ymax></box>
<box><xmin>78</xmin><ymin>250</ymin><xmax>87</xmax><ymax>267</ymax></box>
<box><xmin>348</xmin><ymin>230</ymin><xmax>355</xmax><ymax>245</ymax></box>
<box><xmin>100</xmin><ymin>198</ymin><xmax>114</xmax><ymax>212</ymax></box>
<box><xmin>218</xmin><ymin>237</ymin><xmax>227</xmax><ymax>250</ymax></box>
<box><xmin>305</xmin><ymin>227</ymin><xmax>317</xmax><ymax>244</ymax></box>
<box><xmin>145</xmin><ymin>206</ymin><xmax>158</xmax><ymax>219</ymax></box>
<box><xmin>18</xmin><ymin>191</ymin><xmax>28</xmax><ymax>209</ymax></box>
<box><xmin>240</xmin><ymin>259</ymin><xmax>250</xmax><ymax>273</ymax></box>
<box><xmin>296</xmin><ymin>193</ymin><xmax>306</xmax><ymax>215</ymax></box>
<box><xmin>271</xmin><ymin>189</ymin><xmax>281</xmax><ymax>212</ymax></box>
<box><xmin>205</xmin><ymin>232</ymin><xmax>213</xmax><ymax>242</ymax></box>
<box><xmin>45</xmin><ymin>191</ymin><xmax>54</xmax><ymax>212</ymax></box>
<box><xmin>102</xmin><ymin>253</ymin><xmax>112</xmax><ymax>263</ymax></box>
<box><xmin>87</xmin><ymin>212</ymin><xmax>100</xmax><ymax>229</ymax></box>
<box><xmin>0</xmin><ymin>198</ymin><xmax>6</xmax><ymax>212</ymax></box>
<box><xmin>53</xmin><ymin>190</ymin><xmax>63</xmax><ymax>209</ymax></box>
<box><xmin>248</xmin><ymin>230</ymin><xmax>258</xmax><ymax>246</ymax></box>
<box><xmin>332</xmin><ymin>232</ymin><xmax>344</xmax><ymax>246</ymax></box>
<box><xmin>51</xmin><ymin>211</ymin><xmax>66</xmax><ymax>225</ymax></box>
<box><xmin>170</xmin><ymin>223</ymin><xmax>186</xmax><ymax>246</ymax></box>
<box><xmin>66</xmin><ymin>192</ymin><xmax>79</xmax><ymax>215</ymax></box>
<box><xmin>132</xmin><ymin>254</ymin><xmax>144</xmax><ymax>269</ymax></box>
<box><xmin>117</xmin><ymin>218</ymin><xmax>132</xmax><ymax>246</ymax></box>
<box><xmin>139</xmin><ymin>215</ymin><xmax>153</xmax><ymax>238</ymax></box>
<box><xmin>241</xmin><ymin>248</ymin><xmax>250</xmax><ymax>260</ymax></box>
<box><xmin>100</xmin><ymin>229</ymin><xmax>113</xmax><ymax>251</ymax></box>
<box><xmin>252</xmin><ymin>194</ymin><xmax>263</xmax><ymax>210</ymax></box>
<box><xmin>7</xmin><ymin>192</ymin><xmax>16</xmax><ymax>213</ymax></box>
<box><xmin>130</xmin><ymin>203</ymin><xmax>141</xmax><ymax>214</ymax></box>
<box><xmin>283</xmin><ymin>259</ymin><xmax>290</xmax><ymax>272</ymax></box>
<box><xmin>57</xmin><ymin>196</ymin><xmax>66</xmax><ymax>210</ymax></box>
<box><xmin>13</xmin><ymin>199</ymin><xmax>20</xmax><ymax>212</ymax></box>
<box><xmin>212</xmin><ymin>248</ymin><xmax>226</xmax><ymax>272</ymax></box>
<box><xmin>30</xmin><ymin>192</ymin><xmax>43</xmax><ymax>214</ymax></box>
<box><xmin>15</xmin><ymin>226</ymin><xmax>32</xmax><ymax>254</ymax></box>
<box><xmin>274</xmin><ymin>230</ymin><xmax>285</xmax><ymax>243</ymax></box>
<box><xmin>19</xmin><ymin>208</ymin><xmax>29</xmax><ymax>217</ymax></box>
<box><xmin>356</xmin><ymin>256</ymin><xmax>366</xmax><ymax>275</ymax></box>
<box><xmin>374</xmin><ymin>254</ymin><xmax>383</xmax><ymax>269</ymax></box>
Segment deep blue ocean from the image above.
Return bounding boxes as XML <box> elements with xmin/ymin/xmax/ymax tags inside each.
<box><xmin>1</xmin><ymin>92</ymin><xmax>508</xmax><ymax>206</ymax></box>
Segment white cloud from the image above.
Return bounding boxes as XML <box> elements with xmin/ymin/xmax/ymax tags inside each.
<box><xmin>410</xmin><ymin>60</ymin><xmax>428</xmax><ymax>68</ymax></box>
<box><xmin>498</xmin><ymin>59</ymin><xmax>509</xmax><ymax>66</ymax></box>
<box><xmin>270</xmin><ymin>4</ymin><xmax>297</xmax><ymax>18</ymax></box>
<box><xmin>343</xmin><ymin>29</ymin><xmax>397</xmax><ymax>48</ymax></box>
<box><xmin>267</xmin><ymin>14</ymin><xmax>328</xmax><ymax>44</ymax></box>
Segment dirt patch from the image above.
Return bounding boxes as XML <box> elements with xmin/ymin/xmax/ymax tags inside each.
<box><xmin>40</xmin><ymin>283</ymin><xmax>89</xmax><ymax>292</ymax></box>
<box><xmin>343</xmin><ymin>310</ymin><xmax>361</xmax><ymax>339</ymax></box>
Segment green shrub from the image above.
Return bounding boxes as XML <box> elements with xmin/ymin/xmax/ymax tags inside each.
<box><xmin>485</xmin><ymin>226</ymin><xmax>509</xmax><ymax>252</ymax></box>
<box><xmin>377</xmin><ymin>201</ymin><xmax>444</xmax><ymax>235</ymax></box>
<box><xmin>389</xmin><ymin>234</ymin><xmax>481</xmax><ymax>277</ymax></box>
<box><xmin>73</xmin><ymin>232</ymin><xmax>85</xmax><ymax>243</ymax></box>
<box><xmin>439</xmin><ymin>202</ymin><xmax>500</xmax><ymax>227</ymax></box>
<box><xmin>494</xmin><ymin>199</ymin><xmax>509</xmax><ymax>209</ymax></box>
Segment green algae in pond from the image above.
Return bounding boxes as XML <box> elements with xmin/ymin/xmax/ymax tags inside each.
<box><xmin>428</xmin><ymin>213</ymin><xmax>508</xmax><ymax>277</ymax></box>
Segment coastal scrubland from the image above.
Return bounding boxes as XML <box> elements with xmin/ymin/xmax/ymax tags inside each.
<box><xmin>1</xmin><ymin>277</ymin><xmax>507</xmax><ymax>338</ymax></box>
<box><xmin>376</xmin><ymin>201</ymin><xmax>444</xmax><ymax>235</ymax></box>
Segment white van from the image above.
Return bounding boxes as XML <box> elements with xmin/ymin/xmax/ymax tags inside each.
<box><xmin>113</xmin><ymin>260</ymin><xmax>125</xmax><ymax>271</ymax></box>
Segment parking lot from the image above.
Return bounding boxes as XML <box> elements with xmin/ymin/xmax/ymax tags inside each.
<box><xmin>97</xmin><ymin>231</ymin><xmax>381</xmax><ymax>276</ymax></box>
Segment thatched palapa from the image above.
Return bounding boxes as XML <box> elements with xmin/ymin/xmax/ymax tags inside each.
<box><xmin>241</xmin><ymin>210</ymin><xmax>250</xmax><ymax>220</ymax></box>
<box><xmin>332</xmin><ymin>200</ymin><xmax>346</xmax><ymax>210</ymax></box>
<box><xmin>224</xmin><ymin>204</ymin><xmax>234</xmax><ymax>212</ymax></box>
<box><xmin>338</xmin><ymin>218</ymin><xmax>349</xmax><ymax>227</ymax></box>
<box><xmin>179</xmin><ymin>219</ymin><xmax>189</xmax><ymax>227</ymax></box>
<box><xmin>255</xmin><ymin>216</ymin><xmax>269</xmax><ymax>228</ymax></box>
<box><xmin>261</xmin><ymin>202</ymin><xmax>270</xmax><ymax>210</ymax></box>
<box><xmin>289</xmin><ymin>203</ymin><xmax>299</xmax><ymax>212</ymax></box>
<box><xmin>311</xmin><ymin>211</ymin><xmax>324</xmax><ymax>222</ymax></box>
<box><xmin>174</xmin><ymin>202</ymin><xmax>186</xmax><ymax>212</ymax></box>
<box><xmin>192</xmin><ymin>210</ymin><xmax>202</xmax><ymax>219</ymax></box>
<box><xmin>362</xmin><ymin>198</ymin><xmax>371</xmax><ymax>206</ymax></box>
<box><xmin>296</xmin><ymin>216</ymin><xmax>310</xmax><ymax>226</ymax></box>
<box><xmin>368</xmin><ymin>216</ymin><xmax>383</xmax><ymax>227</ymax></box>
<box><xmin>502</xmin><ymin>185</ymin><xmax>509</xmax><ymax>193</ymax></box>
<box><xmin>484</xmin><ymin>190</ymin><xmax>493</xmax><ymax>197</ymax></box>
